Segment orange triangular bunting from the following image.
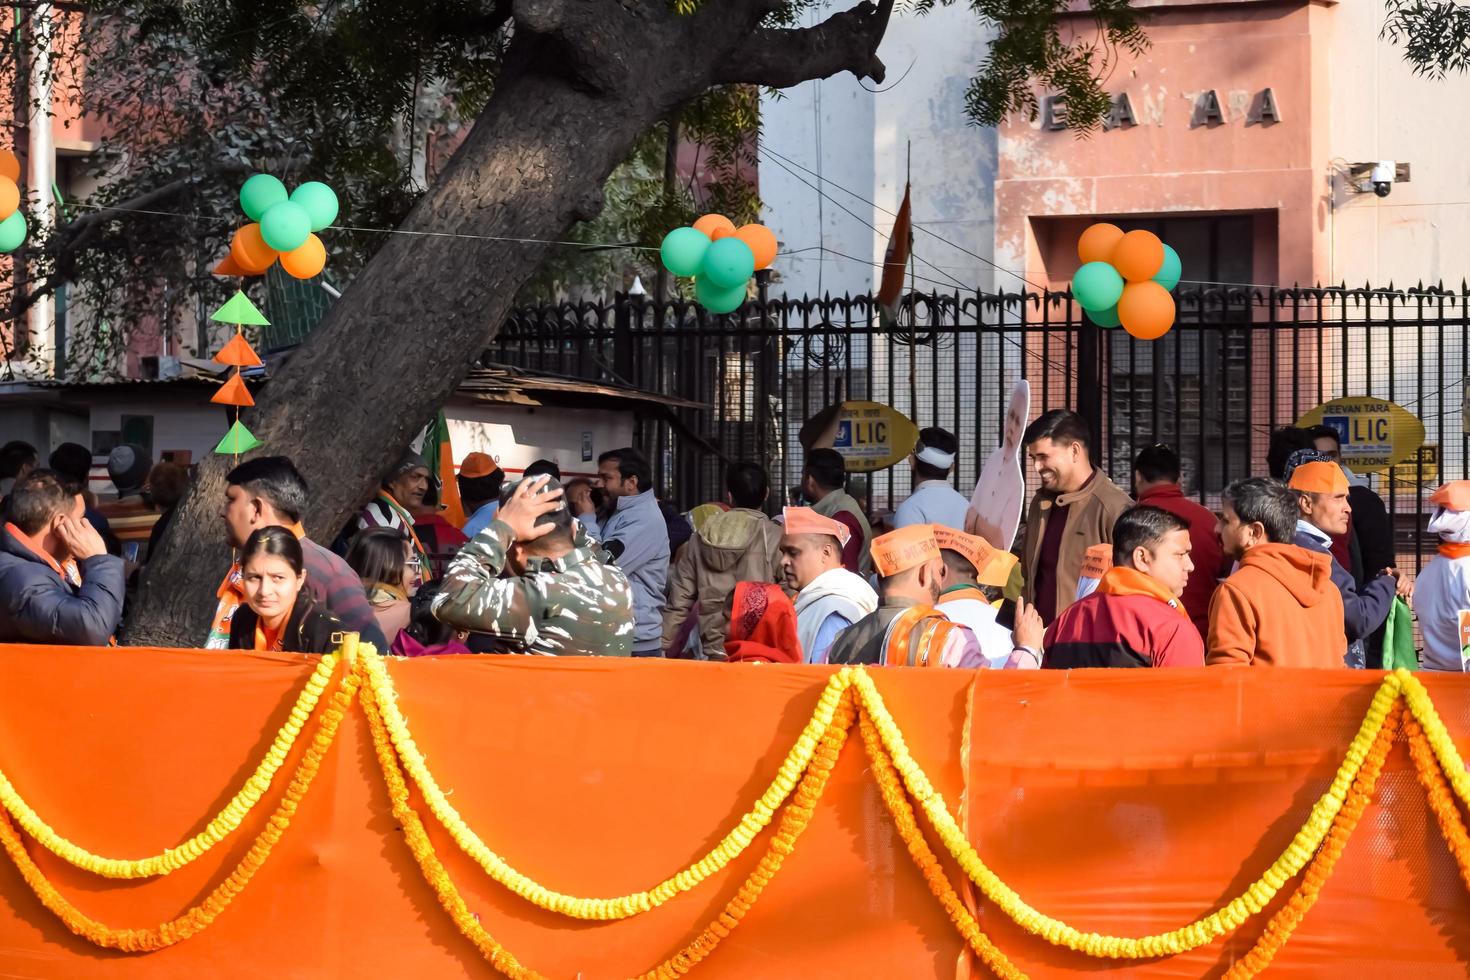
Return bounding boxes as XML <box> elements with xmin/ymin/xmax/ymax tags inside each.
<box><xmin>214</xmin><ymin>334</ymin><xmax>263</xmax><ymax>370</ymax></box>
<box><xmin>210</xmin><ymin>372</ymin><xmax>255</xmax><ymax>407</ymax></box>
<box><xmin>214</xmin><ymin>333</ymin><xmax>262</xmax><ymax>367</ymax></box>
<box><xmin>213</xmin><ymin>253</ymin><xmax>249</xmax><ymax>277</ymax></box>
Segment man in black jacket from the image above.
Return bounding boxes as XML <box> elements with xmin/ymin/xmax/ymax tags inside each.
<box><xmin>1308</xmin><ymin>425</ymin><xmax>1396</xmax><ymax>580</ymax></box>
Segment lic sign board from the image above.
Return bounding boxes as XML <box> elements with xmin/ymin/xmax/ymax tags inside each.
<box><xmin>1296</xmin><ymin>397</ymin><xmax>1425</xmax><ymax>474</ymax></box>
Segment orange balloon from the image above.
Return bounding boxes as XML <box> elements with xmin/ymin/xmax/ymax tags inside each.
<box><xmin>692</xmin><ymin>214</ymin><xmax>736</xmax><ymax>239</ymax></box>
<box><xmin>280</xmin><ymin>233</ymin><xmax>326</xmax><ymax>279</ymax></box>
<box><xmin>734</xmin><ymin>224</ymin><xmax>777</xmax><ymax>270</ymax></box>
<box><xmin>230</xmin><ymin>223</ymin><xmax>277</xmax><ymax>274</ymax></box>
<box><xmin>0</xmin><ymin>177</ymin><xmax>19</xmax><ymax>222</ymax></box>
<box><xmin>1077</xmin><ymin>222</ymin><xmax>1124</xmax><ymax>265</ymax></box>
<box><xmin>1118</xmin><ymin>281</ymin><xmax>1176</xmax><ymax>340</ymax></box>
<box><xmin>1111</xmin><ymin>229</ymin><xmax>1166</xmax><ymax>282</ymax></box>
<box><xmin>0</xmin><ymin>149</ymin><xmax>18</xmax><ymax>183</ymax></box>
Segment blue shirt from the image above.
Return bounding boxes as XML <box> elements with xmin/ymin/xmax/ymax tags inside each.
<box><xmin>461</xmin><ymin>501</ymin><xmax>500</xmax><ymax>541</ymax></box>
<box><xmin>809</xmin><ymin>612</ymin><xmax>853</xmax><ymax>665</ymax></box>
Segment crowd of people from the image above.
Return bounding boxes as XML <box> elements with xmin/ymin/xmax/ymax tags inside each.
<box><xmin>0</xmin><ymin>409</ymin><xmax>1464</xmax><ymax>672</ymax></box>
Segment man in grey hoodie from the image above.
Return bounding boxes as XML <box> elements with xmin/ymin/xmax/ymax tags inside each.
<box><xmin>589</xmin><ymin>447</ymin><xmax>670</xmax><ymax>657</ymax></box>
<box><xmin>662</xmin><ymin>462</ymin><xmax>784</xmax><ymax>659</ymax></box>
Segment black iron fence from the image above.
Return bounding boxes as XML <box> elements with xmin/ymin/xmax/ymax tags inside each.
<box><xmin>488</xmin><ymin>284</ymin><xmax>1470</xmax><ymax>575</ymax></box>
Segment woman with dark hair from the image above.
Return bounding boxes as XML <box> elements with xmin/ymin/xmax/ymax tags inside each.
<box><xmin>345</xmin><ymin>526</ymin><xmax>419</xmax><ymax>644</ymax></box>
<box><xmin>228</xmin><ymin>526</ymin><xmax>343</xmax><ymax>653</ymax></box>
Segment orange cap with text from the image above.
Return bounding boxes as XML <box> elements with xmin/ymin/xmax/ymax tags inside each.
<box><xmin>932</xmin><ymin>526</ymin><xmax>994</xmax><ymax>575</ymax></box>
<box><xmin>782</xmin><ymin>506</ymin><xmax>852</xmax><ymax>547</ymax></box>
<box><xmin>1429</xmin><ymin>481</ymin><xmax>1470</xmax><ymax>513</ymax></box>
<box><xmin>871</xmin><ymin>525</ymin><xmax>941</xmax><ymax>577</ymax></box>
<box><xmin>1288</xmin><ymin>461</ymin><xmax>1349</xmax><ymax>495</ymax></box>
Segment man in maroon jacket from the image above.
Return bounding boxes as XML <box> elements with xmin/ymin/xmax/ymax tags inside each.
<box><xmin>1041</xmin><ymin>505</ymin><xmax>1205</xmax><ymax>668</ymax></box>
<box><xmin>1131</xmin><ymin>444</ymin><xmax>1226</xmax><ymax>638</ymax></box>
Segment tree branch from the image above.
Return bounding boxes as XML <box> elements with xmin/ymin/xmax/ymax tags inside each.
<box><xmin>711</xmin><ymin>0</ymin><xmax>893</xmax><ymax>87</ymax></box>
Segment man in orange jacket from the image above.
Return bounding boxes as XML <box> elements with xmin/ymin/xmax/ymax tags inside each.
<box><xmin>1206</xmin><ymin>477</ymin><xmax>1347</xmax><ymax>667</ymax></box>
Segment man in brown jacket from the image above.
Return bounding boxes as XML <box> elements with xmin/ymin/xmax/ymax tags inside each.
<box><xmin>1206</xmin><ymin>476</ymin><xmax>1347</xmax><ymax>667</ymax></box>
<box><xmin>662</xmin><ymin>462</ymin><xmax>784</xmax><ymax>659</ymax></box>
<box><xmin>1020</xmin><ymin>410</ymin><xmax>1132</xmax><ymax>624</ymax></box>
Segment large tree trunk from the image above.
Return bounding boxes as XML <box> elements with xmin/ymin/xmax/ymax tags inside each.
<box><xmin>126</xmin><ymin>0</ymin><xmax>892</xmax><ymax>646</ymax></box>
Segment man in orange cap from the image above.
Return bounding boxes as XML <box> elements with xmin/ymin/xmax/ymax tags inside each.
<box><xmin>457</xmin><ymin>452</ymin><xmax>506</xmax><ymax>540</ymax></box>
<box><xmin>1286</xmin><ymin>449</ymin><xmax>1405</xmax><ymax>667</ymax></box>
<box><xmin>825</xmin><ymin>525</ymin><xmax>985</xmax><ymax>668</ymax></box>
<box><xmin>780</xmin><ymin>506</ymin><xmax>878</xmax><ymax>664</ymax></box>
<box><xmin>933</xmin><ymin>526</ymin><xmax>1030</xmax><ymax>667</ymax></box>
<box><xmin>1409</xmin><ymin>481</ymin><xmax>1470</xmax><ymax>672</ymax></box>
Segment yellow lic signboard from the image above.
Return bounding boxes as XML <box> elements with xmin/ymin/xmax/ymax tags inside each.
<box><xmin>830</xmin><ymin>401</ymin><xmax>920</xmax><ymax>472</ymax></box>
<box><xmin>1295</xmin><ymin>397</ymin><xmax>1425</xmax><ymax>474</ymax></box>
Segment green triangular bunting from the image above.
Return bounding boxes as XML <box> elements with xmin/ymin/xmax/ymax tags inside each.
<box><xmin>214</xmin><ymin>419</ymin><xmax>262</xmax><ymax>455</ymax></box>
<box><xmin>210</xmin><ymin>290</ymin><xmax>270</xmax><ymax>326</ymax></box>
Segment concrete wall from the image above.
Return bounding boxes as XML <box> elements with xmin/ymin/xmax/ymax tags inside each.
<box><xmin>759</xmin><ymin>3</ymin><xmax>999</xmax><ymax>299</ymax></box>
<box><xmin>1324</xmin><ymin>1</ymin><xmax>1470</xmax><ymax>286</ymax></box>
<box><xmin>996</xmin><ymin>1</ymin><xmax>1320</xmax><ymax>288</ymax></box>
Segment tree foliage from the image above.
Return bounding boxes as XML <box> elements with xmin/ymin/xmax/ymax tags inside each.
<box><xmin>1383</xmin><ymin>1</ymin><xmax>1470</xmax><ymax>76</ymax></box>
<box><xmin>13</xmin><ymin>0</ymin><xmax>1149</xmax><ymax>379</ymax></box>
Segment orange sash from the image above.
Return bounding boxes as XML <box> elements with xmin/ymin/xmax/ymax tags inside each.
<box><xmin>1440</xmin><ymin>542</ymin><xmax>1470</xmax><ymax>560</ymax></box>
<box><xmin>254</xmin><ymin>622</ymin><xmax>284</xmax><ymax>652</ymax></box>
<box><xmin>883</xmin><ymin>605</ymin><xmax>953</xmax><ymax>668</ymax></box>
<box><xmin>1094</xmin><ymin>566</ymin><xmax>1188</xmax><ymax>618</ymax></box>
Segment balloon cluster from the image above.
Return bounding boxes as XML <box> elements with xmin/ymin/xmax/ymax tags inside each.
<box><xmin>222</xmin><ymin>174</ymin><xmax>339</xmax><ymax>280</ymax></box>
<box><xmin>659</xmin><ymin>214</ymin><xmax>776</xmax><ymax>314</ymax></box>
<box><xmin>0</xmin><ymin>150</ymin><xmax>26</xmax><ymax>254</ymax></box>
<box><xmin>1071</xmin><ymin>223</ymin><xmax>1182</xmax><ymax>341</ymax></box>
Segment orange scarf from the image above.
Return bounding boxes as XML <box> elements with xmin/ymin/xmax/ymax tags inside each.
<box><xmin>1095</xmin><ymin>566</ymin><xmax>1188</xmax><ymax>618</ymax></box>
<box><xmin>4</xmin><ymin>522</ymin><xmax>81</xmax><ymax>585</ymax></box>
<box><xmin>1440</xmin><ymin>542</ymin><xmax>1470</xmax><ymax>560</ymax></box>
<box><xmin>379</xmin><ymin>491</ymin><xmax>434</xmax><ymax>582</ymax></box>
<box><xmin>254</xmin><ymin>621</ymin><xmax>285</xmax><ymax>652</ymax></box>
<box><xmin>208</xmin><ymin>523</ymin><xmax>306</xmax><ymax>649</ymax></box>
<box><xmin>883</xmin><ymin>604</ymin><xmax>954</xmax><ymax>668</ymax></box>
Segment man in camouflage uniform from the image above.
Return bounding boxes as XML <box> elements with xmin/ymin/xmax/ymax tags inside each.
<box><xmin>433</xmin><ymin>475</ymin><xmax>636</xmax><ymax>656</ymax></box>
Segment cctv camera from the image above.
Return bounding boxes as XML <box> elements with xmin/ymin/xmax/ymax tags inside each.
<box><xmin>1370</xmin><ymin>161</ymin><xmax>1395</xmax><ymax>198</ymax></box>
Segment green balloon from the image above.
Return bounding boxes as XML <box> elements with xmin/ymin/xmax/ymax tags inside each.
<box><xmin>239</xmin><ymin>174</ymin><xmax>288</xmax><ymax>222</ymax></box>
<box><xmin>1073</xmin><ymin>261</ymin><xmax>1125</xmax><ymax>312</ymax></box>
<box><xmin>1153</xmin><ymin>244</ymin><xmax>1182</xmax><ymax>291</ymax></box>
<box><xmin>0</xmin><ymin>210</ymin><xmax>26</xmax><ymax>254</ymax></box>
<box><xmin>660</xmin><ymin>227</ymin><xmax>711</xmax><ymax>277</ymax></box>
<box><xmin>260</xmin><ymin>201</ymin><xmax>311</xmax><ymax>252</ymax></box>
<box><xmin>701</xmin><ymin>237</ymin><xmax>755</xmax><ymax>290</ymax></box>
<box><xmin>289</xmin><ymin>181</ymin><xmax>340</xmax><ymax>233</ymax></box>
<box><xmin>695</xmin><ymin>274</ymin><xmax>747</xmax><ymax>314</ymax></box>
<box><xmin>1087</xmin><ymin>304</ymin><xmax>1121</xmax><ymax>328</ymax></box>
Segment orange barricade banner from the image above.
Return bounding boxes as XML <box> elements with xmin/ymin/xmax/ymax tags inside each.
<box><xmin>0</xmin><ymin>642</ymin><xmax>1468</xmax><ymax>978</ymax></box>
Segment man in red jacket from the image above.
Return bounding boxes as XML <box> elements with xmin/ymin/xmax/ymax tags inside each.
<box><xmin>1132</xmin><ymin>444</ymin><xmax>1226</xmax><ymax>638</ymax></box>
<box><xmin>1041</xmin><ymin>504</ymin><xmax>1204</xmax><ymax>668</ymax></box>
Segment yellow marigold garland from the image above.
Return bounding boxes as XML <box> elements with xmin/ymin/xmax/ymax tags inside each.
<box><xmin>357</xmin><ymin>651</ymin><xmax>853</xmax><ymax>920</ymax></box>
<box><xmin>1405</xmin><ymin>714</ymin><xmax>1470</xmax><ymax>891</ymax></box>
<box><xmin>362</xmin><ymin>656</ymin><xmax>859</xmax><ymax>980</ymax></box>
<box><xmin>847</xmin><ymin>668</ymin><xmax>1405</xmax><ymax>958</ymax></box>
<box><xmin>0</xmin><ymin>651</ymin><xmax>340</xmax><ymax>879</ymax></box>
<box><xmin>0</xmin><ymin>650</ymin><xmax>359</xmax><ymax>951</ymax></box>
<box><xmin>1221</xmin><ymin>702</ymin><xmax>1403</xmax><ymax>979</ymax></box>
<box><xmin>857</xmin><ymin>705</ymin><xmax>1027</xmax><ymax>980</ymax></box>
<box><xmin>1399</xmin><ymin>671</ymin><xmax>1470</xmax><ymax>810</ymax></box>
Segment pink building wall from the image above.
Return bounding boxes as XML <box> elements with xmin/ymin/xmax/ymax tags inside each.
<box><xmin>996</xmin><ymin>0</ymin><xmax>1331</xmax><ymax>289</ymax></box>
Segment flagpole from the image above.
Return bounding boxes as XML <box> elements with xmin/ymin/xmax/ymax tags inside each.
<box><xmin>906</xmin><ymin>140</ymin><xmax>917</xmax><ymax>424</ymax></box>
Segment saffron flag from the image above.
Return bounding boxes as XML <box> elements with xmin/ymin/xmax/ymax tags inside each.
<box><xmin>877</xmin><ymin>184</ymin><xmax>912</xmax><ymax>329</ymax></box>
<box><xmin>419</xmin><ymin>411</ymin><xmax>465</xmax><ymax>528</ymax></box>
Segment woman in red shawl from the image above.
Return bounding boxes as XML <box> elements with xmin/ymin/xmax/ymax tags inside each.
<box><xmin>724</xmin><ymin>582</ymin><xmax>803</xmax><ymax>664</ymax></box>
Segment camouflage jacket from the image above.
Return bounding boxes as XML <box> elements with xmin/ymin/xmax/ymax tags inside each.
<box><xmin>432</xmin><ymin>520</ymin><xmax>635</xmax><ymax>657</ymax></box>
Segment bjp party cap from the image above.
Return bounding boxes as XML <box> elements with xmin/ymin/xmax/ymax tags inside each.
<box><xmin>871</xmin><ymin>525</ymin><xmax>940</xmax><ymax>577</ymax></box>
<box><xmin>782</xmin><ymin>506</ymin><xmax>851</xmax><ymax>547</ymax></box>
